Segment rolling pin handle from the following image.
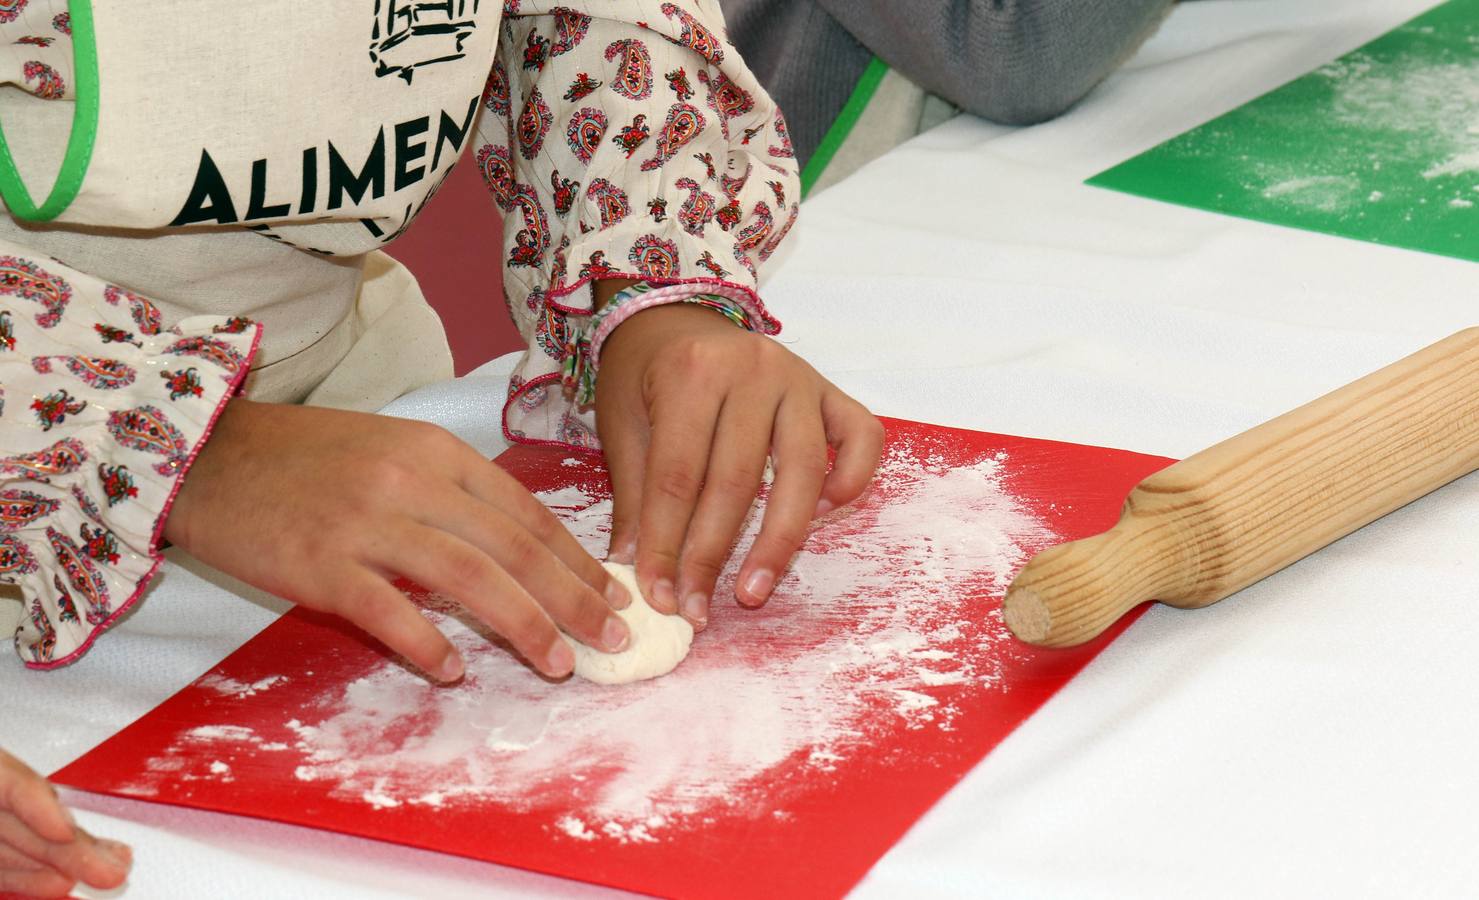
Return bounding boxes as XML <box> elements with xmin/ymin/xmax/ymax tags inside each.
<box><xmin>1004</xmin><ymin>519</ymin><xmax>1179</xmax><ymax>647</ymax></box>
<box><xmin>1004</xmin><ymin>327</ymin><xmax>1479</xmax><ymax>648</ymax></box>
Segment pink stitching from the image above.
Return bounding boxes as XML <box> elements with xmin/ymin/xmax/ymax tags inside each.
<box><xmin>25</xmin><ymin>323</ymin><xmax>265</xmax><ymax>671</ymax></box>
<box><xmin>500</xmin><ymin>372</ymin><xmax>576</xmax><ymax>450</ymax></box>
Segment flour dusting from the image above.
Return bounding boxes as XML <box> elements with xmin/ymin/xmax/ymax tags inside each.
<box><xmin>1260</xmin><ymin>175</ymin><xmax>1361</xmax><ymax>212</ymax></box>
<box><xmin>125</xmin><ymin>442</ymin><xmax>1057</xmax><ymax>841</ymax></box>
<box><xmin>1260</xmin><ymin>52</ymin><xmax>1479</xmax><ymax>216</ymax></box>
<box><xmin>198</xmin><ymin>675</ymin><xmax>286</xmax><ymax>698</ymax></box>
<box><xmin>183</xmin><ymin>725</ymin><xmax>255</xmax><ymax>742</ymax></box>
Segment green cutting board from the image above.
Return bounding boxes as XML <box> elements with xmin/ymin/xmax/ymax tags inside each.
<box><xmin>1089</xmin><ymin>0</ymin><xmax>1478</xmax><ymax>262</ymax></box>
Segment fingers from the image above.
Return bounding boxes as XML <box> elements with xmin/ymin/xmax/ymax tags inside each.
<box><xmin>674</xmin><ymin>393</ymin><xmax>774</xmax><ymax>628</ymax></box>
<box><xmin>0</xmin><ymin>811</ymin><xmax>130</xmax><ymax>893</ymax></box>
<box><xmin>0</xmin><ymin>754</ymin><xmax>71</xmax><ymax>844</ymax></box>
<box><xmin>635</xmin><ymin>388</ymin><xmax>723</xmax><ymax>614</ymax></box>
<box><xmin>737</xmin><ymin>394</ymin><xmax>830</xmax><ymax>608</ymax></box>
<box><xmin>815</xmin><ymin>388</ymin><xmax>885</xmax><ymax>517</ymax></box>
<box><xmin>0</xmin><ymin>750</ymin><xmax>129</xmax><ymax>898</ymax></box>
<box><xmin>597</xmin><ymin>415</ymin><xmax>648</xmax><ymax>566</ymax></box>
<box><xmin>384</xmin><ymin>525</ymin><xmax>576</xmax><ymax>678</ymax></box>
<box><xmin>0</xmin><ymin>856</ymin><xmax>73</xmax><ymax>899</ymax></box>
<box><xmin>458</xmin><ymin>455</ymin><xmax>627</xmax><ymax>611</ymax></box>
<box><xmin>420</xmin><ymin>483</ymin><xmax>630</xmax><ymax>654</ymax></box>
<box><xmin>334</xmin><ymin>570</ymin><xmax>464</xmax><ymax>683</ymax></box>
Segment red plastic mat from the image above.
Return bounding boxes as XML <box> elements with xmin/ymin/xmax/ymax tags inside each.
<box><xmin>54</xmin><ymin>418</ymin><xmax>1172</xmax><ymax>898</ymax></box>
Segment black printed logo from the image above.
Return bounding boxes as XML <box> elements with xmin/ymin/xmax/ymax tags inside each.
<box><xmin>370</xmin><ymin>0</ymin><xmax>481</xmax><ymax>84</ymax></box>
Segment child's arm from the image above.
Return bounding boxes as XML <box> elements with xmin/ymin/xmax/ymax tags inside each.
<box><xmin>817</xmin><ymin>0</ymin><xmax>1174</xmax><ymax>124</ymax></box>
<box><xmin>0</xmin><ymin>239</ymin><xmax>259</xmax><ymax>669</ymax></box>
<box><xmin>483</xmin><ymin>1</ymin><xmax>801</xmax><ymax>450</ymax></box>
<box><xmin>0</xmin><ymin>239</ymin><xmax>630</xmax><ymax>679</ymax></box>
<box><xmin>483</xmin><ymin>3</ymin><xmax>883</xmax><ymax>627</ymax></box>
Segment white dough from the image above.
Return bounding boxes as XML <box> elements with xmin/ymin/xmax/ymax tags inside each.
<box><xmin>564</xmin><ymin>563</ymin><xmax>694</xmax><ymax>685</ymax></box>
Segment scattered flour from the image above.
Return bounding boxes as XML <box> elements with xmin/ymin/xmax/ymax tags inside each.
<box><xmin>557</xmin><ymin>816</ymin><xmax>598</xmax><ymax>841</ymax></box>
<box><xmin>198</xmin><ymin>674</ymin><xmax>286</xmax><ymax>698</ymax></box>
<box><xmin>1329</xmin><ymin>57</ymin><xmax>1479</xmax><ymax>181</ymax></box>
<box><xmin>1249</xmin><ymin>55</ymin><xmax>1479</xmax><ymax>217</ymax></box>
<box><xmin>183</xmin><ymin>725</ymin><xmax>255</xmax><ymax>742</ymax></box>
<box><xmin>1261</xmin><ymin>175</ymin><xmax>1360</xmax><ymax>212</ymax></box>
<box><xmin>362</xmin><ymin>778</ymin><xmax>401</xmax><ymax>810</ymax></box>
<box><xmin>127</xmin><ymin>441</ymin><xmax>1057</xmax><ymax>842</ymax></box>
<box><xmin>1425</xmin><ymin>150</ymin><xmax>1479</xmax><ymax>179</ymax></box>
<box><xmin>532</xmin><ymin>485</ymin><xmax>594</xmax><ymax>509</ymax></box>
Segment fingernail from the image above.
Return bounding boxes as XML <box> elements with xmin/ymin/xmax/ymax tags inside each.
<box><xmin>548</xmin><ymin>639</ymin><xmax>576</xmax><ymax>676</ymax></box>
<box><xmin>682</xmin><ymin>592</ymin><xmax>708</xmax><ymax>627</ymax></box>
<box><xmin>605</xmin><ymin>578</ymin><xmax>632</xmax><ymax>610</ymax></box>
<box><xmin>602</xmin><ymin>616</ymin><xmax>630</xmax><ymax>652</ymax></box>
<box><xmin>742</xmin><ymin>569</ymin><xmax>775</xmax><ymax>606</ymax></box>
<box><xmin>436</xmin><ymin>650</ymin><xmax>464</xmax><ymax>683</ymax></box>
<box><xmin>814</xmin><ymin>497</ymin><xmax>836</xmax><ymax>517</ymax></box>
<box><xmin>651</xmin><ymin>578</ymin><xmax>677</xmax><ymax>614</ymax></box>
<box><xmin>95</xmin><ymin>839</ymin><xmax>132</xmax><ymax>870</ymax></box>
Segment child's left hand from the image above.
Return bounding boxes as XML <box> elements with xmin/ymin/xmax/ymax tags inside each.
<box><xmin>595</xmin><ymin>299</ymin><xmax>884</xmax><ymax>630</ymax></box>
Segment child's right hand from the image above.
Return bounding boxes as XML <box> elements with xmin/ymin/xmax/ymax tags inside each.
<box><xmin>163</xmin><ymin>400</ymin><xmax>632</xmax><ymax>681</ymax></box>
<box><xmin>0</xmin><ymin>748</ymin><xmax>131</xmax><ymax>897</ymax></box>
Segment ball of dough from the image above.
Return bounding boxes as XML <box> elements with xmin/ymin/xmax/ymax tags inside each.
<box><xmin>564</xmin><ymin>562</ymin><xmax>694</xmax><ymax>685</ymax></box>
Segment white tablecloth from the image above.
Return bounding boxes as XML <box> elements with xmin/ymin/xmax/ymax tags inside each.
<box><xmin>6</xmin><ymin>0</ymin><xmax>1476</xmax><ymax>896</ymax></box>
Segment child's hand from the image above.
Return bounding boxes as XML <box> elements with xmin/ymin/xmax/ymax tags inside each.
<box><xmin>0</xmin><ymin>748</ymin><xmax>130</xmax><ymax>897</ymax></box>
<box><xmin>164</xmin><ymin>401</ymin><xmax>632</xmax><ymax>680</ymax></box>
<box><xmin>595</xmin><ymin>301</ymin><xmax>884</xmax><ymax>629</ymax></box>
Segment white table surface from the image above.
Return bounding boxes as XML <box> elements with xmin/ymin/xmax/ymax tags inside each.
<box><xmin>5</xmin><ymin>0</ymin><xmax>1476</xmax><ymax>896</ymax></box>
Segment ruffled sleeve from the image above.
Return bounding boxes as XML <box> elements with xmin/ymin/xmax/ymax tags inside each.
<box><xmin>472</xmin><ymin>0</ymin><xmax>801</xmax><ymax>450</ymax></box>
<box><xmin>0</xmin><ymin>239</ymin><xmax>260</xmax><ymax>668</ymax></box>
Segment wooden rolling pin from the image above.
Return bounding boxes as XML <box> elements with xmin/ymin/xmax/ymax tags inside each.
<box><xmin>1004</xmin><ymin>327</ymin><xmax>1479</xmax><ymax>648</ymax></box>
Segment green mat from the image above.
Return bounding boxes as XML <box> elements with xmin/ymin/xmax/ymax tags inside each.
<box><xmin>1089</xmin><ymin>0</ymin><xmax>1478</xmax><ymax>263</ymax></box>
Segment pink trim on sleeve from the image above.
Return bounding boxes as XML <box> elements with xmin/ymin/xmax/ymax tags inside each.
<box><xmin>24</xmin><ymin>324</ymin><xmax>265</xmax><ymax>671</ymax></box>
<box><xmin>500</xmin><ymin>372</ymin><xmax>569</xmax><ymax>450</ymax></box>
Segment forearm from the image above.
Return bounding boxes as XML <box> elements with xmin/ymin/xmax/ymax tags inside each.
<box><xmin>478</xmin><ymin>1</ymin><xmax>800</xmax><ymax>450</ymax></box>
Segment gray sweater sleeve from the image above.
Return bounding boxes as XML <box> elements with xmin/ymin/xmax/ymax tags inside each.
<box><xmin>813</xmin><ymin>0</ymin><xmax>1174</xmax><ymax>125</ymax></box>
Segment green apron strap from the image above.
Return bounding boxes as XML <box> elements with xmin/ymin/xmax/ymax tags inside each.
<box><xmin>800</xmin><ymin>55</ymin><xmax>888</xmax><ymax>200</ymax></box>
<box><xmin>0</xmin><ymin>0</ymin><xmax>100</xmax><ymax>222</ymax></box>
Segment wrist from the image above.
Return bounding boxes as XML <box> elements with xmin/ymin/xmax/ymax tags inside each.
<box><xmin>563</xmin><ymin>285</ymin><xmax>755</xmax><ymax>407</ymax></box>
<box><xmin>160</xmin><ymin>398</ymin><xmax>254</xmax><ymax>549</ymax></box>
<box><xmin>603</xmin><ymin>301</ymin><xmax>738</xmax><ymax>352</ymax></box>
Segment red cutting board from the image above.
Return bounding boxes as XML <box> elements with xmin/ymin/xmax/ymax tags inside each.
<box><xmin>54</xmin><ymin>418</ymin><xmax>1173</xmax><ymax>899</ymax></box>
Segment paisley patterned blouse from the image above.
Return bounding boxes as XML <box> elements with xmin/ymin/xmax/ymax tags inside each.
<box><xmin>0</xmin><ymin>0</ymin><xmax>799</xmax><ymax>668</ymax></box>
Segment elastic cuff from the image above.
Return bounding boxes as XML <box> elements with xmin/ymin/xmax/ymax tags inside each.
<box><xmin>559</xmin><ymin>282</ymin><xmax>757</xmax><ymax>407</ymax></box>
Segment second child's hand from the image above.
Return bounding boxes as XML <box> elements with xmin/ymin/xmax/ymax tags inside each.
<box><xmin>0</xmin><ymin>748</ymin><xmax>130</xmax><ymax>897</ymax></box>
